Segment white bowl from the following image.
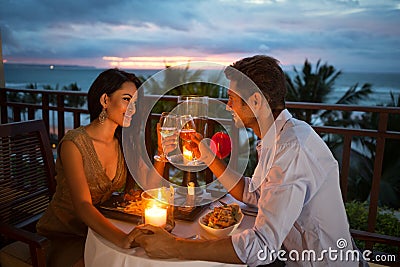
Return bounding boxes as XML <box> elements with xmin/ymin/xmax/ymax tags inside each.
<box><xmin>198</xmin><ymin>204</ymin><xmax>243</xmax><ymax>238</ymax></box>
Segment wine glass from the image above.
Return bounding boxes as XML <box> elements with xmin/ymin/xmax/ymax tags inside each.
<box><xmin>179</xmin><ymin>115</ymin><xmax>198</xmax><ymax>164</ymax></box>
<box><xmin>154</xmin><ymin>112</ymin><xmax>178</xmax><ymax>162</ymax></box>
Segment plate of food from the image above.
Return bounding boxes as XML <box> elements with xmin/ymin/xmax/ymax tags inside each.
<box><xmin>97</xmin><ymin>190</ymin><xmax>143</xmax><ymax>223</ymax></box>
<box><xmin>198</xmin><ymin>203</ymin><xmax>243</xmax><ymax>238</ymax></box>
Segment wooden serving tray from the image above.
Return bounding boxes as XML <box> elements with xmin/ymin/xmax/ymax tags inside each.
<box><xmin>98</xmin><ymin>193</ymin><xmax>209</xmax><ymax>222</ymax></box>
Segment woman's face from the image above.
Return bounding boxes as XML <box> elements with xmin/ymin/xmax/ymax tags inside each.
<box><xmin>104</xmin><ymin>81</ymin><xmax>138</xmax><ymax>127</ymax></box>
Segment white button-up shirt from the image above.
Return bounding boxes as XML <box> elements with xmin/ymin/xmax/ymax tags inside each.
<box><xmin>232</xmin><ymin>109</ymin><xmax>358</xmax><ymax>266</ymax></box>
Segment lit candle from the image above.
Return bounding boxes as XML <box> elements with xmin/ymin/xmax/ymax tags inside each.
<box><xmin>188</xmin><ymin>182</ymin><xmax>195</xmax><ymax>196</ymax></box>
<box><xmin>144</xmin><ymin>205</ymin><xmax>167</xmax><ymax>227</ymax></box>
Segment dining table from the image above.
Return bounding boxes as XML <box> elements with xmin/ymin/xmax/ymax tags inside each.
<box><xmin>84</xmin><ymin>194</ymin><xmax>257</xmax><ymax>267</ymax></box>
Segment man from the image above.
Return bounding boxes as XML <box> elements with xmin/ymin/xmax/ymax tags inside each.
<box><xmin>132</xmin><ymin>55</ymin><xmax>359</xmax><ymax>266</ymax></box>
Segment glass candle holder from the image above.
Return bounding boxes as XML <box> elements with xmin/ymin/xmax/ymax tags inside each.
<box><xmin>141</xmin><ymin>187</ymin><xmax>175</xmax><ymax>232</ymax></box>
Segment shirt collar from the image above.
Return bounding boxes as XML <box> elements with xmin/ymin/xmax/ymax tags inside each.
<box><xmin>274</xmin><ymin>109</ymin><xmax>292</xmax><ymax>134</ymax></box>
<box><xmin>250</xmin><ymin>109</ymin><xmax>293</xmax><ymax>192</ymax></box>
<box><xmin>258</xmin><ymin>109</ymin><xmax>292</xmax><ymax>149</ymax></box>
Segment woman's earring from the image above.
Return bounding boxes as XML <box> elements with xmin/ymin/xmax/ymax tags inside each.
<box><xmin>99</xmin><ymin>108</ymin><xmax>108</xmax><ymax>124</ymax></box>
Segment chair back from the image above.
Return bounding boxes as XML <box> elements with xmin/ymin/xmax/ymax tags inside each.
<box><xmin>0</xmin><ymin>120</ymin><xmax>56</xmax><ymax>232</ymax></box>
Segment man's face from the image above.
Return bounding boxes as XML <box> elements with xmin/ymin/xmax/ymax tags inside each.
<box><xmin>226</xmin><ymin>81</ymin><xmax>255</xmax><ymax>128</ymax></box>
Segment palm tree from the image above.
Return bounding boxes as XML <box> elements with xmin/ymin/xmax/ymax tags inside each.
<box><xmin>285</xmin><ymin>59</ymin><xmax>374</xmax><ymax>204</ymax></box>
<box><xmin>285</xmin><ymin>59</ymin><xmax>372</xmax><ymax>125</ymax></box>
<box><xmin>24</xmin><ymin>83</ymin><xmax>41</xmax><ymax>103</ymax></box>
<box><xmin>286</xmin><ymin>60</ymin><xmax>400</xmax><ymax>208</ymax></box>
<box><xmin>62</xmin><ymin>82</ymin><xmax>85</xmax><ymax>108</ymax></box>
<box><xmin>321</xmin><ymin>83</ymin><xmax>372</xmax><ymax>128</ymax></box>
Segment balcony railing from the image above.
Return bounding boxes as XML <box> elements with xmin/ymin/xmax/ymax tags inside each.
<box><xmin>1</xmin><ymin>87</ymin><xmax>400</xmax><ymax>255</ymax></box>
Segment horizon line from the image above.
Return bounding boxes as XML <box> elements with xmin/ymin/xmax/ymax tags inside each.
<box><xmin>3</xmin><ymin>61</ymin><xmax>400</xmax><ymax>74</ymax></box>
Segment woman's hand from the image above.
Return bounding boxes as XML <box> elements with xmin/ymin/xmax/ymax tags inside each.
<box><xmin>130</xmin><ymin>224</ymin><xmax>178</xmax><ymax>258</ymax></box>
<box><xmin>119</xmin><ymin>229</ymin><xmax>141</xmax><ymax>249</ymax></box>
<box><xmin>157</xmin><ymin>123</ymin><xmax>178</xmax><ymax>156</ymax></box>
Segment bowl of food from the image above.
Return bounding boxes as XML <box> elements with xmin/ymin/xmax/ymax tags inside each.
<box><xmin>199</xmin><ymin>203</ymin><xmax>243</xmax><ymax>238</ymax></box>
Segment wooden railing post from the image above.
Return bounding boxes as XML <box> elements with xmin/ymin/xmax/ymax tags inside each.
<box><xmin>28</xmin><ymin>107</ymin><xmax>35</xmax><ymax>120</ymax></box>
<box><xmin>366</xmin><ymin>112</ymin><xmax>389</xmax><ymax>249</ymax></box>
<box><xmin>73</xmin><ymin>112</ymin><xmax>81</xmax><ymax>129</ymax></box>
<box><xmin>0</xmin><ymin>88</ymin><xmax>7</xmax><ymax>123</ymax></box>
<box><xmin>340</xmin><ymin>134</ymin><xmax>352</xmax><ymax>202</ymax></box>
<box><xmin>0</xmin><ymin>30</ymin><xmax>5</xmax><ymax>89</ymax></box>
<box><xmin>57</xmin><ymin>94</ymin><xmax>65</xmax><ymax>143</ymax></box>
<box><xmin>42</xmin><ymin>93</ymin><xmax>50</xmax><ymax>133</ymax></box>
<box><xmin>12</xmin><ymin>106</ymin><xmax>21</xmax><ymax>122</ymax></box>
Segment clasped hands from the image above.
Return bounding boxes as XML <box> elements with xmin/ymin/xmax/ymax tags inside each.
<box><xmin>126</xmin><ymin>224</ymin><xmax>180</xmax><ymax>259</ymax></box>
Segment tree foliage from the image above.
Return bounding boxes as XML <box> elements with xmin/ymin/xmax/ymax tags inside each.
<box><xmin>285</xmin><ymin>59</ymin><xmax>372</xmax><ymax>124</ymax></box>
<box><xmin>285</xmin><ymin>59</ymin><xmax>399</xmax><ymax>209</ymax></box>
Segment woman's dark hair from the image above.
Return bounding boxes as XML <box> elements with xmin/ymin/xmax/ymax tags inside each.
<box><xmin>87</xmin><ymin>68</ymin><xmax>142</xmax><ymax>122</ymax></box>
<box><xmin>224</xmin><ymin>55</ymin><xmax>286</xmax><ymax>111</ymax></box>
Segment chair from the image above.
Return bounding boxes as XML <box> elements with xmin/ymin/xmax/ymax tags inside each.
<box><xmin>0</xmin><ymin>120</ymin><xmax>56</xmax><ymax>267</ymax></box>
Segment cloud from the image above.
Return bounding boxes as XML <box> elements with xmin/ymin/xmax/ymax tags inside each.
<box><xmin>0</xmin><ymin>0</ymin><xmax>399</xmax><ymax>71</ymax></box>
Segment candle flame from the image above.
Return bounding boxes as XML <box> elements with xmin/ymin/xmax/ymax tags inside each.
<box><xmin>145</xmin><ymin>205</ymin><xmax>167</xmax><ymax>227</ymax></box>
<box><xmin>183</xmin><ymin>146</ymin><xmax>193</xmax><ymax>161</ymax></box>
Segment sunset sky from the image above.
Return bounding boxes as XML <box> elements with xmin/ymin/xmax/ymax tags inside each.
<box><xmin>1</xmin><ymin>0</ymin><xmax>399</xmax><ymax>72</ymax></box>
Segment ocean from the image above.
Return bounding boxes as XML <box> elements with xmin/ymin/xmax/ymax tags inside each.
<box><xmin>3</xmin><ymin>64</ymin><xmax>158</xmax><ymax>93</ymax></box>
<box><xmin>3</xmin><ymin>63</ymin><xmax>400</xmax><ymax>106</ymax></box>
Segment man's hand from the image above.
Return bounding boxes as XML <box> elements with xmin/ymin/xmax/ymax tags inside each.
<box><xmin>130</xmin><ymin>224</ymin><xmax>243</xmax><ymax>264</ymax></box>
<box><xmin>131</xmin><ymin>224</ymin><xmax>178</xmax><ymax>258</ymax></box>
<box><xmin>190</xmin><ymin>133</ymin><xmax>217</xmax><ymax>166</ymax></box>
<box><xmin>125</xmin><ymin>227</ymin><xmax>153</xmax><ymax>249</ymax></box>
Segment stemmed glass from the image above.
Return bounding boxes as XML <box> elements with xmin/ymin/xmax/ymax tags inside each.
<box><xmin>154</xmin><ymin>112</ymin><xmax>178</xmax><ymax>162</ymax></box>
<box><xmin>179</xmin><ymin>115</ymin><xmax>198</xmax><ymax>164</ymax></box>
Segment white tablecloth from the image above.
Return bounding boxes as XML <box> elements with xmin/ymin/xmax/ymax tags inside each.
<box><xmin>85</xmin><ymin>196</ymin><xmax>255</xmax><ymax>267</ymax></box>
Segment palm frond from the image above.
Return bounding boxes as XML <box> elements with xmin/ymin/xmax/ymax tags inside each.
<box><xmin>336</xmin><ymin>83</ymin><xmax>372</xmax><ymax>105</ymax></box>
<box><xmin>388</xmin><ymin>91</ymin><xmax>400</xmax><ymax>107</ymax></box>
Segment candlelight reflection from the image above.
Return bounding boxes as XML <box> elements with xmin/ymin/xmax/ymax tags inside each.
<box><xmin>183</xmin><ymin>146</ymin><xmax>193</xmax><ymax>162</ymax></box>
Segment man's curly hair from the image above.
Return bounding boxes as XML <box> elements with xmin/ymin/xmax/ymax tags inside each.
<box><xmin>224</xmin><ymin>55</ymin><xmax>286</xmax><ymax>111</ymax></box>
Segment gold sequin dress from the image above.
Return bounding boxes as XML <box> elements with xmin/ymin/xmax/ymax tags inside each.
<box><xmin>37</xmin><ymin>126</ymin><xmax>126</xmax><ymax>266</ymax></box>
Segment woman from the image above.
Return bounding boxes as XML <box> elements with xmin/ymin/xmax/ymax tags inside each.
<box><xmin>36</xmin><ymin>68</ymin><xmax>166</xmax><ymax>267</ymax></box>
